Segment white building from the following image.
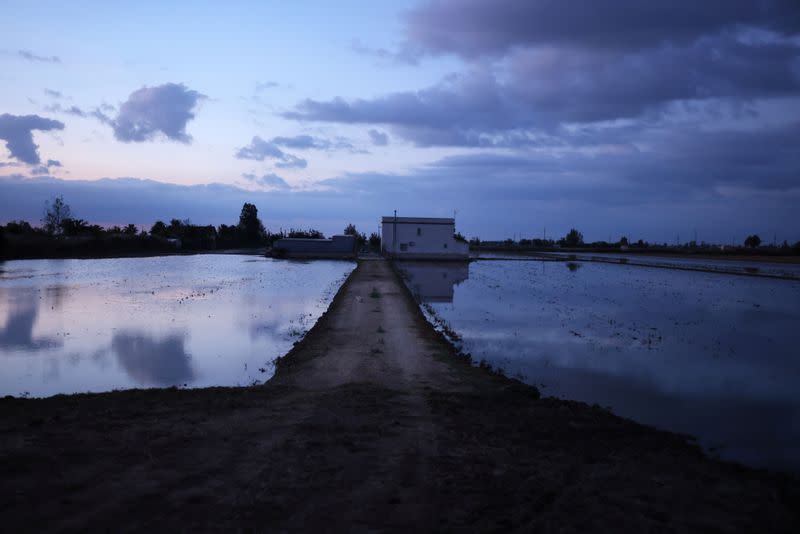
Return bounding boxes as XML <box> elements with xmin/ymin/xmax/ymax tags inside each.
<box><xmin>381</xmin><ymin>216</ymin><xmax>469</xmax><ymax>260</ymax></box>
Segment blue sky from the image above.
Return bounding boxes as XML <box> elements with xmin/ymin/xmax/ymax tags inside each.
<box><xmin>2</xmin><ymin>0</ymin><xmax>799</xmax><ymax>243</ymax></box>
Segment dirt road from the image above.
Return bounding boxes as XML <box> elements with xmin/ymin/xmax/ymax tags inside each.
<box><xmin>1</xmin><ymin>259</ymin><xmax>798</xmax><ymax>532</ymax></box>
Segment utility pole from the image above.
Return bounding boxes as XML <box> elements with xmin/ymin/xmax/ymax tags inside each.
<box><xmin>393</xmin><ymin>209</ymin><xmax>397</xmax><ymax>258</ymax></box>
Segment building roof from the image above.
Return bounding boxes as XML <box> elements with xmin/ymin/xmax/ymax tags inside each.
<box><xmin>381</xmin><ymin>216</ymin><xmax>455</xmax><ymax>225</ymax></box>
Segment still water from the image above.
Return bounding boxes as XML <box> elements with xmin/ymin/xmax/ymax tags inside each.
<box><xmin>0</xmin><ymin>255</ymin><xmax>353</xmax><ymax>397</ymax></box>
<box><xmin>399</xmin><ymin>259</ymin><xmax>800</xmax><ymax>473</ymax></box>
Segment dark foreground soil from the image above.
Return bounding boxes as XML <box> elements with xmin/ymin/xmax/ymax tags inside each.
<box><xmin>1</xmin><ymin>260</ymin><xmax>798</xmax><ymax>532</ymax></box>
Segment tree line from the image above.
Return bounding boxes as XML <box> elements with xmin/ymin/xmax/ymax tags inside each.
<box><xmin>0</xmin><ymin>196</ymin><xmax>388</xmax><ymax>260</ymax></box>
<box><xmin>1</xmin><ymin>197</ymin><xmax>333</xmax><ymax>260</ymax></box>
<box><xmin>469</xmin><ymin>227</ymin><xmax>800</xmax><ymax>254</ymax></box>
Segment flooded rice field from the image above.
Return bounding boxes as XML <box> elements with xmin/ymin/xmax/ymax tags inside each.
<box><xmin>399</xmin><ymin>259</ymin><xmax>800</xmax><ymax>473</ymax></box>
<box><xmin>476</xmin><ymin>251</ymin><xmax>800</xmax><ymax>279</ymax></box>
<box><xmin>0</xmin><ymin>255</ymin><xmax>354</xmax><ymax>397</ymax></box>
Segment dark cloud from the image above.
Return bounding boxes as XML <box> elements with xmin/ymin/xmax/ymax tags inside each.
<box><xmin>0</xmin><ymin>114</ymin><xmax>64</xmax><ymax>164</ymax></box>
<box><xmin>286</xmin><ymin>32</ymin><xmax>800</xmax><ymax>146</ymax></box>
<box><xmin>406</xmin><ymin>0</ymin><xmax>800</xmax><ymax>56</ymax></box>
<box><xmin>17</xmin><ymin>49</ymin><xmax>61</xmax><ymax>63</ymax></box>
<box><xmin>234</xmin><ymin>136</ymin><xmax>308</xmax><ymax>168</ymax></box>
<box><xmin>368</xmin><ymin>129</ymin><xmax>389</xmax><ymax>146</ymax></box>
<box><xmin>242</xmin><ymin>172</ymin><xmax>291</xmax><ymax>190</ymax></box>
<box><xmin>286</xmin><ymin>2</ymin><xmax>800</xmax><ymax>150</ymax></box>
<box><xmin>46</xmin><ymin>159</ymin><xmax>62</xmax><ymax>167</ymax></box>
<box><xmin>43</xmin><ymin>88</ymin><xmax>63</xmax><ymax>99</ymax></box>
<box><xmin>111</xmin><ymin>83</ymin><xmax>206</xmax><ymax>143</ymax></box>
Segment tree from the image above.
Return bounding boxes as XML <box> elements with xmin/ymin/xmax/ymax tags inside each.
<box><xmin>562</xmin><ymin>228</ymin><xmax>584</xmax><ymax>247</ymax></box>
<box><xmin>619</xmin><ymin>236</ymin><xmax>629</xmax><ymax>247</ymax></box>
<box><xmin>238</xmin><ymin>203</ymin><xmax>264</xmax><ymax>243</ymax></box>
<box><xmin>343</xmin><ymin>224</ymin><xmax>367</xmax><ymax>249</ymax></box>
<box><xmin>42</xmin><ymin>195</ymin><xmax>71</xmax><ymax>235</ymax></box>
<box><xmin>744</xmin><ymin>234</ymin><xmax>761</xmax><ymax>248</ymax></box>
<box><xmin>123</xmin><ymin>224</ymin><xmax>138</xmax><ymax>236</ymax></box>
<box><xmin>5</xmin><ymin>220</ymin><xmax>35</xmax><ymax>234</ymax></box>
<box><xmin>368</xmin><ymin>232</ymin><xmax>381</xmax><ymax>251</ymax></box>
<box><xmin>150</xmin><ymin>221</ymin><xmax>168</xmax><ymax>237</ymax></box>
<box><xmin>60</xmin><ymin>218</ymin><xmax>90</xmax><ymax>236</ymax></box>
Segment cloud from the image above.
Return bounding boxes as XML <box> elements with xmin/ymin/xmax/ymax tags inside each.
<box><xmin>0</xmin><ymin>114</ymin><xmax>65</xmax><ymax>164</ymax></box>
<box><xmin>271</xmin><ymin>134</ymin><xmax>330</xmax><ymax>150</ymax></box>
<box><xmin>43</xmin><ymin>88</ymin><xmax>63</xmax><ymax>99</ymax></box>
<box><xmin>270</xmin><ymin>134</ymin><xmax>362</xmax><ymax>152</ymax></box>
<box><xmin>286</xmin><ymin>33</ymin><xmax>800</xmax><ymax>147</ymax></box>
<box><xmin>17</xmin><ymin>49</ymin><xmax>60</xmax><ymax>63</ymax></box>
<box><xmin>234</xmin><ymin>136</ymin><xmax>309</xmax><ymax>168</ymax></box>
<box><xmin>242</xmin><ymin>172</ymin><xmax>291</xmax><ymax>190</ymax></box>
<box><xmin>111</xmin><ymin>83</ymin><xmax>206</xmax><ymax>143</ymax></box>
<box><xmin>285</xmin><ymin>2</ymin><xmax>800</xmax><ymax>149</ymax></box>
<box><xmin>368</xmin><ymin>129</ymin><xmax>389</xmax><ymax>146</ymax></box>
<box><xmin>2</xmin><ymin>134</ymin><xmax>798</xmax><ymax>244</ymax></box>
<box><xmin>45</xmin><ymin>103</ymin><xmax>88</xmax><ymax>117</ymax></box>
<box><xmin>406</xmin><ymin>0</ymin><xmax>800</xmax><ymax>57</ymax></box>
<box><xmin>29</xmin><ymin>159</ymin><xmax>63</xmax><ymax>176</ymax></box>
<box><xmin>274</xmin><ymin>154</ymin><xmax>308</xmax><ymax>169</ymax></box>
<box><xmin>255</xmin><ymin>81</ymin><xmax>280</xmax><ymax>91</ymax></box>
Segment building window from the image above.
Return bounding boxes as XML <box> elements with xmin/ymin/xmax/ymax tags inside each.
<box><xmin>417</xmin><ymin>227</ymin><xmax>422</xmax><ymax>236</ymax></box>
<box><xmin>409</xmin><ymin>241</ymin><xmax>416</xmax><ymax>247</ymax></box>
<box><xmin>400</xmin><ymin>243</ymin><xmax>408</xmax><ymax>251</ymax></box>
<box><xmin>443</xmin><ymin>243</ymin><xmax>448</xmax><ymax>248</ymax></box>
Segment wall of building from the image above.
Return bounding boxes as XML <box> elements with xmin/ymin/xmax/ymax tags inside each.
<box><xmin>381</xmin><ymin>221</ymin><xmax>468</xmax><ymax>258</ymax></box>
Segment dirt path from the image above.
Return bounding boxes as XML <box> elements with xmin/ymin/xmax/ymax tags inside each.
<box><xmin>1</xmin><ymin>259</ymin><xmax>798</xmax><ymax>532</ymax></box>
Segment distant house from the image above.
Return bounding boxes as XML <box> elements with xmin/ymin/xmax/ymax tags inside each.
<box><xmin>381</xmin><ymin>216</ymin><xmax>469</xmax><ymax>260</ymax></box>
<box><xmin>272</xmin><ymin>235</ymin><xmax>356</xmax><ymax>259</ymax></box>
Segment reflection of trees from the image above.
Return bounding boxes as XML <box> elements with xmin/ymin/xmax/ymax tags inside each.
<box><xmin>112</xmin><ymin>331</ymin><xmax>194</xmax><ymax>386</ymax></box>
<box><xmin>0</xmin><ymin>292</ymin><xmax>61</xmax><ymax>352</ymax></box>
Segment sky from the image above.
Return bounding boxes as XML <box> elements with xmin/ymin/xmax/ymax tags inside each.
<box><xmin>1</xmin><ymin>0</ymin><xmax>799</xmax><ymax>243</ymax></box>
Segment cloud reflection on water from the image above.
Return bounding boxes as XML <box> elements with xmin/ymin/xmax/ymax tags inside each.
<box><xmin>0</xmin><ymin>291</ymin><xmax>61</xmax><ymax>352</ymax></box>
<box><xmin>112</xmin><ymin>330</ymin><xmax>194</xmax><ymax>386</ymax></box>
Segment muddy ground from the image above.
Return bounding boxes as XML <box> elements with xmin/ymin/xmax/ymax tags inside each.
<box><xmin>1</xmin><ymin>260</ymin><xmax>798</xmax><ymax>532</ymax></box>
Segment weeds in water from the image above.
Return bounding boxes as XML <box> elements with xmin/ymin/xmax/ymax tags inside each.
<box><xmin>370</xmin><ymin>287</ymin><xmax>381</xmax><ymax>299</ymax></box>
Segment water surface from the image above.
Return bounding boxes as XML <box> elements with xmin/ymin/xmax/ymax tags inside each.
<box><xmin>0</xmin><ymin>255</ymin><xmax>353</xmax><ymax>397</ymax></box>
<box><xmin>399</xmin><ymin>259</ymin><xmax>800</xmax><ymax>473</ymax></box>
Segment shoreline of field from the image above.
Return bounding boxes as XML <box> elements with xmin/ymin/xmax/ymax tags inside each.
<box><xmin>1</xmin><ymin>259</ymin><xmax>798</xmax><ymax>531</ymax></box>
